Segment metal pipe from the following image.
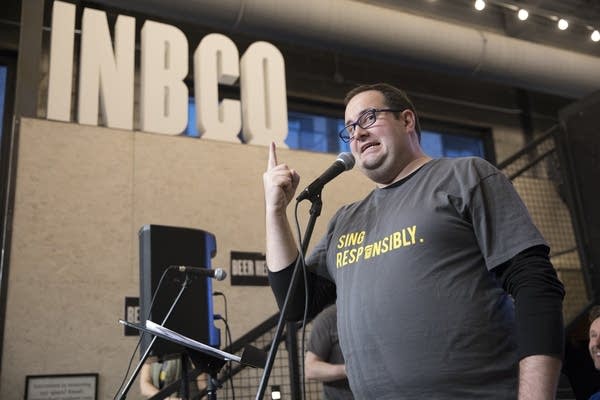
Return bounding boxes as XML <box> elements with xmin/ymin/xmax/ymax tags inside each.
<box><xmin>90</xmin><ymin>0</ymin><xmax>600</xmax><ymax>98</ymax></box>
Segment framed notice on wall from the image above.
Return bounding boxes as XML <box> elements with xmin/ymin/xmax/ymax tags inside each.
<box><xmin>25</xmin><ymin>373</ymin><xmax>98</xmax><ymax>400</ymax></box>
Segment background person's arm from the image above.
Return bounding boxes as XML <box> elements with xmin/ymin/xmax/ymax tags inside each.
<box><xmin>304</xmin><ymin>350</ymin><xmax>347</xmax><ymax>382</ymax></box>
<box><xmin>139</xmin><ymin>362</ymin><xmax>160</xmax><ymax>397</ymax></box>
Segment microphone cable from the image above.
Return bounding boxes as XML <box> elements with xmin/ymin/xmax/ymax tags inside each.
<box><xmin>112</xmin><ymin>268</ymin><xmax>189</xmax><ymax>400</ymax></box>
<box><xmin>213</xmin><ymin>291</ymin><xmax>236</xmax><ymax>400</ymax></box>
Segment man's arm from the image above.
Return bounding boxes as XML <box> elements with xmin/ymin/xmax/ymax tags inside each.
<box><xmin>195</xmin><ymin>372</ymin><xmax>207</xmax><ymax>393</ymax></box>
<box><xmin>494</xmin><ymin>245</ymin><xmax>565</xmax><ymax>400</ymax></box>
<box><xmin>304</xmin><ymin>351</ymin><xmax>347</xmax><ymax>382</ymax></box>
<box><xmin>139</xmin><ymin>362</ymin><xmax>160</xmax><ymax>397</ymax></box>
<box><xmin>263</xmin><ymin>142</ymin><xmax>300</xmax><ymax>271</ymax></box>
<box><xmin>518</xmin><ymin>355</ymin><xmax>561</xmax><ymax>400</ymax></box>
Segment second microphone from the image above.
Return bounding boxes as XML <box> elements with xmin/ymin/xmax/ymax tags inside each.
<box><xmin>170</xmin><ymin>265</ymin><xmax>227</xmax><ymax>281</ymax></box>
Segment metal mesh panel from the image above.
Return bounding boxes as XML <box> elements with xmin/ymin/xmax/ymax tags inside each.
<box><xmin>210</xmin><ymin>320</ymin><xmax>323</xmax><ymax>400</ymax></box>
<box><xmin>498</xmin><ymin>129</ymin><xmax>588</xmax><ymax>321</ymax></box>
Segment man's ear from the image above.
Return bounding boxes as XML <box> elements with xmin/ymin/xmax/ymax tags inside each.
<box><xmin>402</xmin><ymin>109</ymin><xmax>416</xmax><ymax>131</ymax></box>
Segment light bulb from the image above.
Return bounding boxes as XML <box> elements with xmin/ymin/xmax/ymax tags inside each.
<box><xmin>474</xmin><ymin>0</ymin><xmax>485</xmax><ymax>11</ymax></box>
<box><xmin>517</xmin><ymin>9</ymin><xmax>529</xmax><ymax>21</ymax></box>
<box><xmin>592</xmin><ymin>30</ymin><xmax>600</xmax><ymax>42</ymax></box>
<box><xmin>558</xmin><ymin>19</ymin><xmax>568</xmax><ymax>30</ymax></box>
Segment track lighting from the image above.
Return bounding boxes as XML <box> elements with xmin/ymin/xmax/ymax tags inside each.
<box><xmin>470</xmin><ymin>1</ymin><xmax>598</xmax><ymax>44</ymax></box>
<box><xmin>557</xmin><ymin>19</ymin><xmax>569</xmax><ymax>30</ymax></box>
<box><xmin>517</xmin><ymin>9</ymin><xmax>529</xmax><ymax>21</ymax></box>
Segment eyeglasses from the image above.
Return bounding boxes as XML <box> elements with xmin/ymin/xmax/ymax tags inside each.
<box><xmin>338</xmin><ymin>108</ymin><xmax>403</xmax><ymax>143</ymax></box>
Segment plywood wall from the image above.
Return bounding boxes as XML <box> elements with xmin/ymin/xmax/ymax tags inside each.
<box><xmin>1</xmin><ymin>118</ymin><xmax>373</xmax><ymax>399</ymax></box>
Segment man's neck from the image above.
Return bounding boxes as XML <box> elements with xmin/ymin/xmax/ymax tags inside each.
<box><xmin>378</xmin><ymin>154</ymin><xmax>432</xmax><ymax>188</ymax></box>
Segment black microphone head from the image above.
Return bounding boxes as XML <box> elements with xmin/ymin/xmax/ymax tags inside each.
<box><xmin>296</xmin><ymin>152</ymin><xmax>355</xmax><ymax>202</ymax></box>
<box><xmin>336</xmin><ymin>152</ymin><xmax>355</xmax><ymax>171</ymax></box>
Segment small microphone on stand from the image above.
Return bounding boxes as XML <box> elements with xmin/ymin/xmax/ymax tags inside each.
<box><xmin>170</xmin><ymin>266</ymin><xmax>227</xmax><ymax>281</ymax></box>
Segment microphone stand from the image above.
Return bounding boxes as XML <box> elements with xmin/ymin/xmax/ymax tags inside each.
<box><xmin>255</xmin><ymin>193</ymin><xmax>323</xmax><ymax>400</ymax></box>
<box><xmin>117</xmin><ymin>275</ymin><xmax>192</xmax><ymax>400</ymax></box>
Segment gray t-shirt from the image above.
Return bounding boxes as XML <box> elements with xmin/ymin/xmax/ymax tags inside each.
<box><xmin>306</xmin><ymin>157</ymin><xmax>547</xmax><ymax>399</ymax></box>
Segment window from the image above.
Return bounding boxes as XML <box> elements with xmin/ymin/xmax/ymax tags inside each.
<box><xmin>185</xmin><ymin>100</ymin><xmax>492</xmax><ymax>161</ymax></box>
<box><xmin>0</xmin><ymin>56</ymin><xmax>16</xmax><ymax>367</ymax></box>
<box><xmin>286</xmin><ymin>111</ymin><xmax>349</xmax><ymax>154</ymax></box>
<box><xmin>421</xmin><ymin>130</ymin><xmax>486</xmax><ymax>159</ymax></box>
<box><xmin>185</xmin><ymin>99</ymin><xmax>200</xmax><ymax>137</ymax></box>
<box><xmin>0</xmin><ymin>66</ymin><xmax>6</xmax><ymax>138</ymax></box>
<box><xmin>286</xmin><ymin>112</ymin><xmax>488</xmax><ymax>159</ymax></box>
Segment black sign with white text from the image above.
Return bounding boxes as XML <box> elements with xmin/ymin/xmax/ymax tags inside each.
<box><xmin>124</xmin><ymin>297</ymin><xmax>140</xmax><ymax>336</ymax></box>
<box><xmin>230</xmin><ymin>251</ymin><xmax>268</xmax><ymax>286</ymax></box>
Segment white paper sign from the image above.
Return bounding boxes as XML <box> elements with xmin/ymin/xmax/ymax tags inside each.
<box><xmin>26</xmin><ymin>374</ymin><xmax>97</xmax><ymax>400</ymax></box>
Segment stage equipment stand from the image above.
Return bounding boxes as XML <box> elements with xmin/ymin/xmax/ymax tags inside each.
<box><xmin>117</xmin><ymin>275</ymin><xmax>204</xmax><ymax>400</ymax></box>
<box><xmin>255</xmin><ymin>194</ymin><xmax>324</xmax><ymax>399</ymax></box>
<box><xmin>120</xmin><ymin>317</ymin><xmax>266</xmax><ymax>400</ymax></box>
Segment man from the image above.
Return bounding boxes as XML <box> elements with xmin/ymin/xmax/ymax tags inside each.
<box><xmin>589</xmin><ymin>306</ymin><xmax>600</xmax><ymax>400</ymax></box>
<box><xmin>264</xmin><ymin>83</ymin><xmax>565</xmax><ymax>399</ymax></box>
<box><xmin>305</xmin><ymin>304</ymin><xmax>353</xmax><ymax>400</ymax></box>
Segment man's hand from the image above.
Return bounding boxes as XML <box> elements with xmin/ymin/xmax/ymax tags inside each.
<box><xmin>263</xmin><ymin>142</ymin><xmax>300</xmax><ymax>215</ymax></box>
<box><xmin>263</xmin><ymin>142</ymin><xmax>301</xmax><ymax>272</ymax></box>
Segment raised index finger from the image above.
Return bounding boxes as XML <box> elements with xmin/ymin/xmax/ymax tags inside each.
<box><xmin>268</xmin><ymin>141</ymin><xmax>278</xmax><ymax>169</ymax></box>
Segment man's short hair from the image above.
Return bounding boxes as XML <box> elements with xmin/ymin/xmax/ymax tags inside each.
<box><xmin>590</xmin><ymin>305</ymin><xmax>600</xmax><ymax>323</ymax></box>
<box><xmin>344</xmin><ymin>83</ymin><xmax>422</xmax><ymax>140</ymax></box>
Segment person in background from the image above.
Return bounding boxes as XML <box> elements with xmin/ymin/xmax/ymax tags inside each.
<box><xmin>305</xmin><ymin>304</ymin><xmax>354</xmax><ymax>399</ymax></box>
<box><xmin>140</xmin><ymin>356</ymin><xmax>206</xmax><ymax>400</ymax></box>
<box><xmin>588</xmin><ymin>305</ymin><xmax>600</xmax><ymax>400</ymax></box>
<box><xmin>264</xmin><ymin>82</ymin><xmax>565</xmax><ymax>399</ymax></box>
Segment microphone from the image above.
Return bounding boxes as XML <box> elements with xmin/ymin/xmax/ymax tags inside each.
<box><xmin>296</xmin><ymin>152</ymin><xmax>355</xmax><ymax>201</ymax></box>
<box><xmin>170</xmin><ymin>266</ymin><xmax>227</xmax><ymax>281</ymax></box>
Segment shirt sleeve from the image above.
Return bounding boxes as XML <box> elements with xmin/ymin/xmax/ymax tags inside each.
<box><xmin>467</xmin><ymin>160</ymin><xmax>547</xmax><ymax>269</ymax></box>
<box><xmin>493</xmin><ymin>245</ymin><xmax>565</xmax><ymax>359</ymax></box>
<box><xmin>268</xmin><ymin>259</ymin><xmax>336</xmax><ymax>322</ymax></box>
<box><xmin>307</xmin><ymin>306</ymin><xmax>336</xmax><ymax>359</ymax></box>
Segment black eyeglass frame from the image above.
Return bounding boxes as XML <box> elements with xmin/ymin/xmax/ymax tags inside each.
<box><xmin>338</xmin><ymin>108</ymin><xmax>404</xmax><ymax>143</ymax></box>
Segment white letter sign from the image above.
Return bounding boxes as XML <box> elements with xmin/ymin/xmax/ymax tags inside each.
<box><xmin>47</xmin><ymin>0</ymin><xmax>76</xmax><ymax>122</ymax></box>
<box><xmin>193</xmin><ymin>33</ymin><xmax>241</xmax><ymax>142</ymax></box>
<box><xmin>240</xmin><ymin>41</ymin><xmax>288</xmax><ymax>147</ymax></box>
<box><xmin>140</xmin><ymin>21</ymin><xmax>189</xmax><ymax>135</ymax></box>
<box><xmin>77</xmin><ymin>8</ymin><xmax>135</xmax><ymax>130</ymax></box>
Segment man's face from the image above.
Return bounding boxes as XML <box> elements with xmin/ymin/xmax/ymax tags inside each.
<box><xmin>590</xmin><ymin>317</ymin><xmax>600</xmax><ymax>370</ymax></box>
<box><xmin>344</xmin><ymin>90</ymin><xmax>413</xmax><ymax>185</ymax></box>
